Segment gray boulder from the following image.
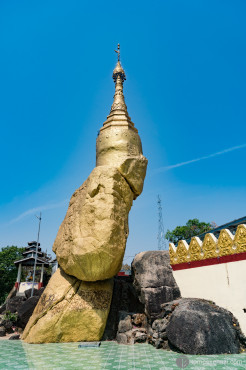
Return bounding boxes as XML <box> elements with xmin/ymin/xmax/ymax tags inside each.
<box><xmin>24</xmin><ymin>288</ymin><xmax>44</xmax><ymax>300</ymax></box>
<box><xmin>134</xmin><ymin>331</ymin><xmax>147</xmax><ymax>343</ymax></box>
<box><xmin>118</xmin><ymin>312</ymin><xmax>132</xmax><ymax>333</ymax></box>
<box><xmin>6</xmin><ymin>296</ymin><xmax>26</xmax><ymax>313</ymax></box>
<box><xmin>115</xmin><ymin>311</ymin><xmax>148</xmax><ymax>345</ymax></box>
<box><xmin>0</xmin><ymin>303</ymin><xmax>6</xmax><ymax>314</ymax></box>
<box><xmin>17</xmin><ymin>296</ymin><xmax>40</xmax><ymax>328</ymax></box>
<box><xmin>116</xmin><ymin>332</ymin><xmax>128</xmax><ymax>344</ymax></box>
<box><xmin>132</xmin><ymin>251</ymin><xmax>180</xmax><ymax>319</ymax></box>
<box><xmin>132</xmin><ymin>313</ymin><xmax>146</xmax><ymax>327</ymax></box>
<box><xmin>166</xmin><ymin>299</ymin><xmax>244</xmax><ymax>355</ymax></box>
<box><xmin>0</xmin><ymin>326</ymin><xmax>6</xmax><ymax>337</ymax></box>
<box><xmin>1</xmin><ymin>320</ymin><xmax>14</xmax><ymax>334</ymax></box>
<box><xmin>9</xmin><ymin>334</ymin><xmax>20</xmax><ymax>340</ymax></box>
<box><xmin>152</xmin><ymin>317</ymin><xmax>169</xmax><ymax>333</ymax></box>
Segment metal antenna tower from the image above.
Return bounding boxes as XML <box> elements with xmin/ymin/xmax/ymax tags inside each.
<box><xmin>157</xmin><ymin>195</ymin><xmax>167</xmax><ymax>250</ymax></box>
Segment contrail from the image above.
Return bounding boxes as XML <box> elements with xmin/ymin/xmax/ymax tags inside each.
<box><xmin>155</xmin><ymin>143</ymin><xmax>246</xmax><ymax>173</ymax></box>
<box><xmin>7</xmin><ymin>199</ymin><xmax>69</xmax><ymax>225</ymax></box>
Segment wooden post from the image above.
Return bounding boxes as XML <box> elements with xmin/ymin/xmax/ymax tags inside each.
<box><xmin>40</xmin><ymin>264</ymin><xmax>44</xmax><ymax>283</ymax></box>
<box><xmin>15</xmin><ymin>263</ymin><xmax>22</xmax><ymax>290</ymax></box>
<box><xmin>17</xmin><ymin>263</ymin><xmax>22</xmax><ymax>283</ymax></box>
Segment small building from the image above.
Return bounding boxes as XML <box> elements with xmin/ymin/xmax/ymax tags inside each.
<box><xmin>14</xmin><ymin>241</ymin><xmax>51</xmax><ymax>294</ymax></box>
<box><xmin>117</xmin><ymin>269</ymin><xmax>131</xmax><ymax>277</ymax></box>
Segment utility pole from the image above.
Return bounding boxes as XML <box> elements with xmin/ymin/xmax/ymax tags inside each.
<box><xmin>157</xmin><ymin>195</ymin><xmax>167</xmax><ymax>250</ymax></box>
<box><xmin>31</xmin><ymin>212</ymin><xmax>42</xmax><ymax>297</ymax></box>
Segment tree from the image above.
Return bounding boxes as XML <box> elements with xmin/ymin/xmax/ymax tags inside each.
<box><xmin>0</xmin><ymin>246</ymin><xmax>25</xmax><ymax>304</ymax></box>
<box><xmin>165</xmin><ymin>219</ymin><xmax>213</xmax><ymax>244</ymax></box>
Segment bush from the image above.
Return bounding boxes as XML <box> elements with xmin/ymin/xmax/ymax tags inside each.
<box><xmin>0</xmin><ymin>246</ymin><xmax>24</xmax><ymax>304</ymax></box>
<box><xmin>3</xmin><ymin>310</ymin><xmax>17</xmax><ymax>323</ymax></box>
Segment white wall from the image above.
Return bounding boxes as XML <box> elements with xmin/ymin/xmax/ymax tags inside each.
<box><xmin>173</xmin><ymin>260</ymin><xmax>246</xmax><ymax>335</ymax></box>
<box><xmin>18</xmin><ymin>282</ymin><xmax>39</xmax><ymax>293</ymax></box>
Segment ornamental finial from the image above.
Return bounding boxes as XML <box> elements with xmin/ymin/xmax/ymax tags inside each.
<box><xmin>101</xmin><ymin>45</ymin><xmax>136</xmax><ymax>130</ymax></box>
<box><xmin>114</xmin><ymin>43</ymin><xmax>120</xmax><ymax>62</ymax></box>
<box><xmin>110</xmin><ymin>44</ymin><xmax>127</xmax><ymax>112</ymax></box>
<box><xmin>112</xmin><ymin>43</ymin><xmax>125</xmax><ymax>83</ymax></box>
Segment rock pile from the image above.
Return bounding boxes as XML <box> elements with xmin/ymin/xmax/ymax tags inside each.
<box><xmin>148</xmin><ymin>298</ymin><xmax>246</xmax><ymax>354</ymax></box>
<box><xmin>132</xmin><ymin>251</ymin><xmax>181</xmax><ymax>319</ymax></box>
<box><xmin>116</xmin><ymin>312</ymin><xmax>147</xmax><ymax>345</ymax></box>
<box><xmin>0</xmin><ymin>288</ymin><xmax>43</xmax><ymax>339</ymax></box>
<box><xmin>114</xmin><ymin>250</ymin><xmax>246</xmax><ymax>355</ymax></box>
<box><xmin>103</xmin><ymin>275</ymin><xmax>144</xmax><ymax>340</ymax></box>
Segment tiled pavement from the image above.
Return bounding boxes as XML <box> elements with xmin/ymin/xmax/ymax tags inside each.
<box><xmin>0</xmin><ymin>340</ymin><xmax>245</xmax><ymax>369</ymax></box>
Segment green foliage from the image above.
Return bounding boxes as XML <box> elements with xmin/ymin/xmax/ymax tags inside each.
<box><xmin>3</xmin><ymin>310</ymin><xmax>17</xmax><ymax>323</ymax></box>
<box><xmin>0</xmin><ymin>246</ymin><xmax>24</xmax><ymax>304</ymax></box>
<box><xmin>165</xmin><ymin>218</ymin><xmax>213</xmax><ymax>244</ymax></box>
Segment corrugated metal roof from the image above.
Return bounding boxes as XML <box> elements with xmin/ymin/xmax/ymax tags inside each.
<box><xmin>14</xmin><ymin>256</ymin><xmax>50</xmax><ymax>266</ymax></box>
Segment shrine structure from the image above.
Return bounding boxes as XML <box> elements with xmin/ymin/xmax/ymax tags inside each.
<box><xmin>14</xmin><ymin>241</ymin><xmax>50</xmax><ymax>294</ymax></box>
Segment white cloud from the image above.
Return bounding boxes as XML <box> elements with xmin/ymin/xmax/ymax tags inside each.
<box><xmin>154</xmin><ymin>143</ymin><xmax>246</xmax><ymax>173</ymax></box>
<box><xmin>8</xmin><ymin>199</ymin><xmax>69</xmax><ymax>225</ymax></box>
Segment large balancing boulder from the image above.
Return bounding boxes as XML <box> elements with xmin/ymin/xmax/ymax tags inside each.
<box><xmin>22</xmin><ymin>268</ymin><xmax>113</xmax><ymax>343</ymax></box>
<box><xmin>53</xmin><ymin>166</ymin><xmax>134</xmax><ymax>282</ymax></box>
<box><xmin>166</xmin><ymin>298</ymin><xmax>244</xmax><ymax>354</ymax></box>
<box><xmin>132</xmin><ymin>251</ymin><xmax>180</xmax><ymax>319</ymax></box>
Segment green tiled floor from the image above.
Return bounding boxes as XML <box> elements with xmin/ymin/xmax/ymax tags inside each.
<box><xmin>0</xmin><ymin>340</ymin><xmax>245</xmax><ymax>369</ymax></box>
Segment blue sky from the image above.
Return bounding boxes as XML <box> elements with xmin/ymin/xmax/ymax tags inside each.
<box><xmin>0</xmin><ymin>0</ymin><xmax>245</xmax><ymax>263</ymax></box>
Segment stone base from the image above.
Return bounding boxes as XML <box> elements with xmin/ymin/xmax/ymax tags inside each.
<box><xmin>22</xmin><ymin>268</ymin><xmax>113</xmax><ymax>343</ymax></box>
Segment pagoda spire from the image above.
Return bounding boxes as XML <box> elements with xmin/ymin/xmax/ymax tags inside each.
<box><xmin>96</xmin><ymin>44</ymin><xmax>144</xmax><ymax>167</ymax></box>
<box><xmin>110</xmin><ymin>44</ymin><xmax>127</xmax><ymax>113</ymax></box>
<box><xmin>101</xmin><ymin>44</ymin><xmax>136</xmax><ymax>131</ymax></box>
<box><xmin>114</xmin><ymin>43</ymin><xmax>120</xmax><ymax>61</ymax></box>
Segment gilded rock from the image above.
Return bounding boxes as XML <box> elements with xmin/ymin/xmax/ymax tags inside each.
<box><xmin>24</xmin><ymin>54</ymin><xmax>148</xmax><ymax>344</ymax></box>
<box><xmin>117</xmin><ymin>156</ymin><xmax>148</xmax><ymax>197</ymax></box>
<box><xmin>53</xmin><ymin>166</ymin><xmax>134</xmax><ymax>281</ymax></box>
<box><xmin>22</xmin><ymin>268</ymin><xmax>113</xmax><ymax>343</ymax></box>
<box><xmin>96</xmin><ymin>126</ymin><xmax>143</xmax><ymax>168</ymax></box>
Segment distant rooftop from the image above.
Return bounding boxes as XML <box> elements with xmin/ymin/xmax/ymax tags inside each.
<box><xmin>14</xmin><ymin>240</ymin><xmax>51</xmax><ymax>266</ymax></box>
<box><xmin>28</xmin><ymin>241</ymin><xmax>40</xmax><ymax>246</ymax></box>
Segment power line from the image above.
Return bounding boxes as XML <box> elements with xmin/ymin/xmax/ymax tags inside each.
<box><xmin>157</xmin><ymin>195</ymin><xmax>167</xmax><ymax>250</ymax></box>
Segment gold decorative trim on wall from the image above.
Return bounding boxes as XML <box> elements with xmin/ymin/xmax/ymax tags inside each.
<box><xmin>189</xmin><ymin>236</ymin><xmax>203</xmax><ymax>261</ymax></box>
<box><xmin>217</xmin><ymin>229</ymin><xmax>234</xmax><ymax>256</ymax></box>
<box><xmin>169</xmin><ymin>224</ymin><xmax>246</xmax><ymax>265</ymax></box>
<box><xmin>202</xmin><ymin>233</ymin><xmax>218</xmax><ymax>260</ymax></box>
<box><xmin>234</xmin><ymin>224</ymin><xmax>246</xmax><ymax>253</ymax></box>
<box><xmin>175</xmin><ymin>240</ymin><xmax>189</xmax><ymax>264</ymax></box>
